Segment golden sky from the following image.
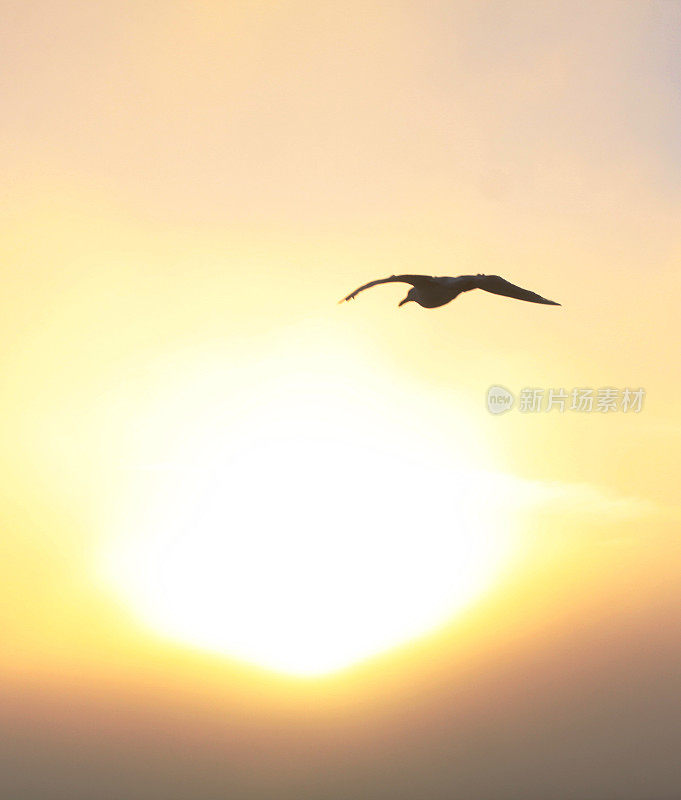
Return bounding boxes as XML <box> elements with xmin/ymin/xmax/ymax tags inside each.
<box><xmin>1</xmin><ymin>2</ymin><xmax>680</xmax><ymax>798</ymax></box>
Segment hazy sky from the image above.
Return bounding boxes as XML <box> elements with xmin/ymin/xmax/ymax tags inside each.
<box><xmin>1</xmin><ymin>2</ymin><xmax>680</xmax><ymax>798</ymax></box>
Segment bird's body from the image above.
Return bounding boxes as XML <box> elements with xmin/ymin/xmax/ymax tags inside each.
<box><xmin>340</xmin><ymin>273</ymin><xmax>560</xmax><ymax>309</ymax></box>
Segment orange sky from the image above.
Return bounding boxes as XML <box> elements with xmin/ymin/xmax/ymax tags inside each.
<box><xmin>1</xmin><ymin>2</ymin><xmax>680</xmax><ymax>798</ymax></box>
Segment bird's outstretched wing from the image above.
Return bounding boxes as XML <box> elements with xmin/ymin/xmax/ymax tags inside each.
<box><xmin>340</xmin><ymin>274</ymin><xmax>435</xmax><ymax>303</ymax></box>
<box><xmin>476</xmin><ymin>275</ymin><xmax>560</xmax><ymax>306</ymax></box>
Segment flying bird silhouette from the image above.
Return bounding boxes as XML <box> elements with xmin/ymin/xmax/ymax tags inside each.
<box><xmin>340</xmin><ymin>273</ymin><xmax>561</xmax><ymax>309</ymax></box>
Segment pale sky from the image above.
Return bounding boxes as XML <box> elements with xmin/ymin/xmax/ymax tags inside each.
<box><xmin>1</xmin><ymin>3</ymin><xmax>680</xmax><ymax>798</ymax></box>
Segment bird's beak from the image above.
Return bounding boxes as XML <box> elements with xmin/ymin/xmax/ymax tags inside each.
<box><xmin>398</xmin><ymin>298</ymin><xmax>409</xmax><ymax>307</ymax></box>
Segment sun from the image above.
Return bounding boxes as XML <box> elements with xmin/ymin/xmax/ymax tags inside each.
<box><xmin>104</xmin><ymin>342</ymin><xmax>515</xmax><ymax>676</ymax></box>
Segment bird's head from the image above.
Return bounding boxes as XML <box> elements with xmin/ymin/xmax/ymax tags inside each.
<box><xmin>398</xmin><ymin>289</ymin><xmax>416</xmax><ymax>307</ymax></box>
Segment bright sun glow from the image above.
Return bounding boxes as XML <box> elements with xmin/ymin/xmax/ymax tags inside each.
<box><xmin>105</xmin><ymin>336</ymin><xmax>517</xmax><ymax>676</ymax></box>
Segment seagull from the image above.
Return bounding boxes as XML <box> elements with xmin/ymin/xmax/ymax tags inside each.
<box><xmin>340</xmin><ymin>273</ymin><xmax>561</xmax><ymax>309</ymax></box>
